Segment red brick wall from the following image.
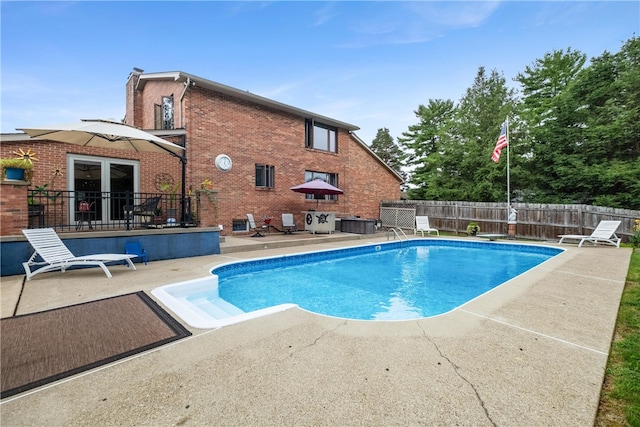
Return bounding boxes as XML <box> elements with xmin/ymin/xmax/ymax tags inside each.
<box><xmin>175</xmin><ymin>85</ymin><xmax>401</xmax><ymax>233</ymax></box>
<box><xmin>125</xmin><ymin>71</ymin><xmax>142</xmax><ymax>128</ymax></box>
<box><xmin>0</xmin><ymin>182</ymin><xmax>29</xmax><ymax>235</ymax></box>
<box><xmin>138</xmin><ymin>80</ymin><xmax>185</xmax><ymax>130</ymax></box>
<box><xmin>0</xmin><ymin>141</ymin><xmax>181</xmax><ymax>196</ymax></box>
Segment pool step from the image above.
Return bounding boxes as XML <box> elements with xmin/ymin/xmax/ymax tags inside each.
<box><xmin>189</xmin><ymin>296</ymin><xmax>244</xmax><ymax>320</ymax></box>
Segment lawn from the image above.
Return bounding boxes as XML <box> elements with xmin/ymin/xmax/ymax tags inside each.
<box><xmin>596</xmin><ymin>248</ymin><xmax>640</xmax><ymax>427</ymax></box>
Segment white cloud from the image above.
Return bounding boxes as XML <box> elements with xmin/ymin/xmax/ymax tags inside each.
<box><xmin>312</xmin><ymin>2</ymin><xmax>340</xmax><ymax>27</ymax></box>
<box><xmin>406</xmin><ymin>1</ymin><xmax>500</xmax><ymax>28</ymax></box>
<box><xmin>332</xmin><ymin>1</ymin><xmax>500</xmax><ymax>49</ymax></box>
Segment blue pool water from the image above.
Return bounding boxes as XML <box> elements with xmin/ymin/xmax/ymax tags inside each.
<box><xmin>190</xmin><ymin>240</ymin><xmax>562</xmax><ymax>321</ymax></box>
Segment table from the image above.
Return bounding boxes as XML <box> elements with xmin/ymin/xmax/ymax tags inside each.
<box><xmin>303</xmin><ymin>211</ymin><xmax>335</xmax><ymax>234</ymax></box>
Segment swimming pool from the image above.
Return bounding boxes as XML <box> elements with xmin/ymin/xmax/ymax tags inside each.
<box><xmin>152</xmin><ymin>240</ymin><xmax>563</xmax><ymax>329</ymax></box>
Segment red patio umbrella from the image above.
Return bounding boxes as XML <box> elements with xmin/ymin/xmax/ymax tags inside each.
<box><xmin>290</xmin><ymin>179</ymin><xmax>344</xmax><ymax>206</ymax></box>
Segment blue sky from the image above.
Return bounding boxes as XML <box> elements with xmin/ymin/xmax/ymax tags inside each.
<box><xmin>2</xmin><ymin>1</ymin><xmax>638</xmax><ymax>144</ymax></box>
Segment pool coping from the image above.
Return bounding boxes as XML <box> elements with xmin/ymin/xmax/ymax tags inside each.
<box><xmin>152</xmin><ymin>239</ymin><xmax>564</xmax><ymax>329</ymax></box>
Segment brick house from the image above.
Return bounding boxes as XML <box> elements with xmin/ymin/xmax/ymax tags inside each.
<box><xmin>1</xmin><ymin>68</ymin><xmax>402</xmax><ymax>236</ymax></box>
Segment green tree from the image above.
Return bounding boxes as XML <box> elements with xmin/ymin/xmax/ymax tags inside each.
<box><xmin>515</xmin><ymin>48</ymin><xmax>588</xmax><ymax>202</ymax></box>
<box><xmin>398</xmin><ymin>99</ymin><xmax>456</xmax><ymax>199</ymax></box>
<box><xmin>515</xmin><ymin>39</ymin><xmax>640</xmax><ymax>208</ymax></box>
<box><xmin>456</xmin><ymin>67</ymin><xmax>518</xmax><ymax>202</ymax></box>
<box><xmin>395</xmin><ymin>36</ymin><xmax>639</xmax><ymax>209</ymax></box>
<box><xmin>369</xmin><ymin>127</ymin><xmax>408</xmax><ymax>188</ymax></box>
<box><xmin>423</xmin><ymin>67</ymin><xmax>517</xmax><ymax>202</ymax></box>
<box><xmin>570</xmin><ymin>36</ymin><xmax>640</xmax><ymax>208</ymax></box>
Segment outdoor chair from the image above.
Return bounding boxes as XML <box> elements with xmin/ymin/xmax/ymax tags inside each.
<box><xmin>246</xmin><ymin>214</ymin><xmax>265</xmax><ymax>237</ymax></box>
<box><xmin>75</xmin><ymin>200</ymin><xmax>96</xmax><ymax>230</ymax></box>
<box><xmin>281</xmin><ymin>213</ymin><xmax>297</xmax><ymax>234</ymax></box>
<box><xmin>558</xmin><ymin>220</ymin><xmax>621</xmax><ymax>248</ymax></box>
<box><xmin>22</xmin><ymin>228</ymin><xmax>137</xmax><ymax>280</ymax></box>
<box><xmin>124</xmin><ymin>196</ymin><xmax>161</xmax><ymax>228</ymax></box>
<box><xmin>415</xmin><ymin>216</ymin><xmax>439</xmax><ymax>236</ymax></box>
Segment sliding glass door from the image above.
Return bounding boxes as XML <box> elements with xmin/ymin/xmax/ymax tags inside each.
<box><xmin>68</xmin><ymin>155</ymin><xmax>139</xmax><ymax>225</ymax></box>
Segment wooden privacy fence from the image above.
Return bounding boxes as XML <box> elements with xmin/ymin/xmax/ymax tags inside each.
<box><xmin>380</xmin><ymin>200</ymin><xmax>640</xmax><ymax>242</ymax></box>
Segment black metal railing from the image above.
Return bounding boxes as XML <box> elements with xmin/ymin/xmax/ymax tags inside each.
<box><xmin>26</xmin><ymin>189</ymin><xmax>193</xmax><ymax>232</ymax></box>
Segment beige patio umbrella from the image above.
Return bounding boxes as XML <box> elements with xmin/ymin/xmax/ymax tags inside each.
<box><xmin>17</xmin><ymin>119</ymin><xmax>187</xmax><ymax>226</ymax></box>
<box><xmin>17</xmin><ymin>119</ymin><xmax>184</xmax><ymax>157</ymax></box>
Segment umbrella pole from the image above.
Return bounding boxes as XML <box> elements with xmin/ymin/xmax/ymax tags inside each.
<box><xmin>180</xmin><ymin>134</ymin><xmax>187</xmax><ymax>226</ymax></box>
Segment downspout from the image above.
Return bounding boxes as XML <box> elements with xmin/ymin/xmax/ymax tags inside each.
<box><xmin>179</xmin><ymin>77</ymin><xmax>191</xmax><ymax>226</ymax></box>
<box><xmin>179</xmin><ymin>77</ymin><xmax>192</xmax><ymax>128</ymax></box>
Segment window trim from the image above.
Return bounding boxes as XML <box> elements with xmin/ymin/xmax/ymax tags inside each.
<box><xmin>305</xmin><ymin>119</ymin><xmax>337</xmax><ymax>153</ymax></box>
<box><xmin>154</xmin><ymin>96</ymin><xmax>175</xmax><ymax>130</ymax></box>
<box><xmin>304</xmin><ymin>170</ymin><xmax>339</xmax><ymax>201</ymax></box>
<box><xmin>255</xmin><ymin>164</ymin><xmax>275</xmax><ymax>188</ymax></box>
<box><xmin>162</xmin><ymin>96</ymin><xmax>174</xmax><ymax>129</ymax></box>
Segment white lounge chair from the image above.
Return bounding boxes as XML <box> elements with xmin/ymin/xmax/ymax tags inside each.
<box><xmin>22</xmin><ymin>228</ymin><xmax>137</xmax><ymax>280</ymax></box>
<box><xmin>415</xmin><ymin>216</ymin><xmax>439</xmax><ymax>236</ymax></box>
<box><xmin>558</xmin><ymin>220</ymin><xmax>622</xmax><ymax>248</ymax></box>
<box><xmin>281</xmin><ymin>213</ymin><xmax>297</xmax><ymax>234</ymax></box>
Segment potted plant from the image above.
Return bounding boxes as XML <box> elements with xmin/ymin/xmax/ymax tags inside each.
<box><xmin>1</xmin><ymin>158</ymin><xmax>34</xmax><ymax>181</ymax></box>
<box><xmin>188</xmin><ymin>178</ymin><xmax>217</xmax><ymax>226</ymax></box>
<box><xmin>631</xmin><ymin>218</ymin><xmax>640</xmax><ymax>248</ymax></box>
<box><xmin>160</xmin><ymin>180</ymin><xmax>181</xmax><ymax>224</ymax></box>
<box><xmin>466</xmin><ymin>222</ymin><xmax>480</xmax><ymax>236</ymax></box>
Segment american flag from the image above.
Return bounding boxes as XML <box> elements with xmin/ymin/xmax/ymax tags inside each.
<box><xmin>491</xmin><ymin>121</ymin><xmax>508</xmax><ymax>163</ymax></box>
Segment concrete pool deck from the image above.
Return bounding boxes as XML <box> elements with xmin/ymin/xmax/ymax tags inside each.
<box><xmin>0</xmin><ymin>233</ymin><xmax>632</xmax><ymax>426</ymax></box>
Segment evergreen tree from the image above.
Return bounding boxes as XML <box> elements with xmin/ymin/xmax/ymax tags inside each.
<box><xmin>567</xmin><ymin>36</ymin><xmax>640</xmax><ymax>208</ymax></box>
<box><xmin>454</xmin><ymin>67</ymin><xmax>518</xmax><ymax>202</ymax></box>
<box><xmin>369</xmin><ymin>128</ymin><xmax>408</xmax><ymax>188</ymax></box>
<box><xmin>398</xmin><ymin>68</ymin><xmax>517</xmax><ymax>202</ymax></box>
<box><xmin>514</xmin><ymin>40</ymin><xmax>640</xmax><ymax>208</ymax></box>
<box><xmin>398</xmin><ymin>99</ymin><xmax>456</xmax><ymax>199</ymax></box>
<box><xmin>514</xmin><ymin>48</ymin><xmax>588</xmax><ymax>202</ymax></box>
<box><xmin>393</xmin><ymin>36</ymin><xmax>639</xmax><ymax>209</ymax></box>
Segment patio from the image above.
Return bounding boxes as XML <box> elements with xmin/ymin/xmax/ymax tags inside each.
<box><xmin>0</xmin><ymin>233</ymin><xmax>632</xmax><ymax>426</ymax></box>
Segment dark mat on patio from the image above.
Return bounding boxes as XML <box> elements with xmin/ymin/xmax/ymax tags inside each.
<box><xmin>1</xmin><ymin>291</ymin><xmax>191</xmax><ymax>399</ymax></box>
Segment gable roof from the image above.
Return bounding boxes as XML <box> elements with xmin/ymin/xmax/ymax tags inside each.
<box><xmin>135</xmin><ymin>71</ymin><xmax>359</xmax><ymax>132</ymax></box>
<box><xmin>134</xmin><ymin>70</ymin><xmax>403</xmax><ymax>183</ymax></box>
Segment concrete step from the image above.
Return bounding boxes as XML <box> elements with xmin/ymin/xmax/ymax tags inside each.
<box><xmin>190</xmin><ymin>296</ymin><xmax>244</xmax><ymax>320</ymax></box>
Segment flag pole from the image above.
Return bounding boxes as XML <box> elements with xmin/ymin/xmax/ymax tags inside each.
<box><xmin>506</xmin><ymin>117</ymin><xmax>510</xmax><ymax>217</ymax></box>
<box><xmin>491</xmin><ymin>118</ymin><xmax>512</xmax><ymax>231</ymax></box>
